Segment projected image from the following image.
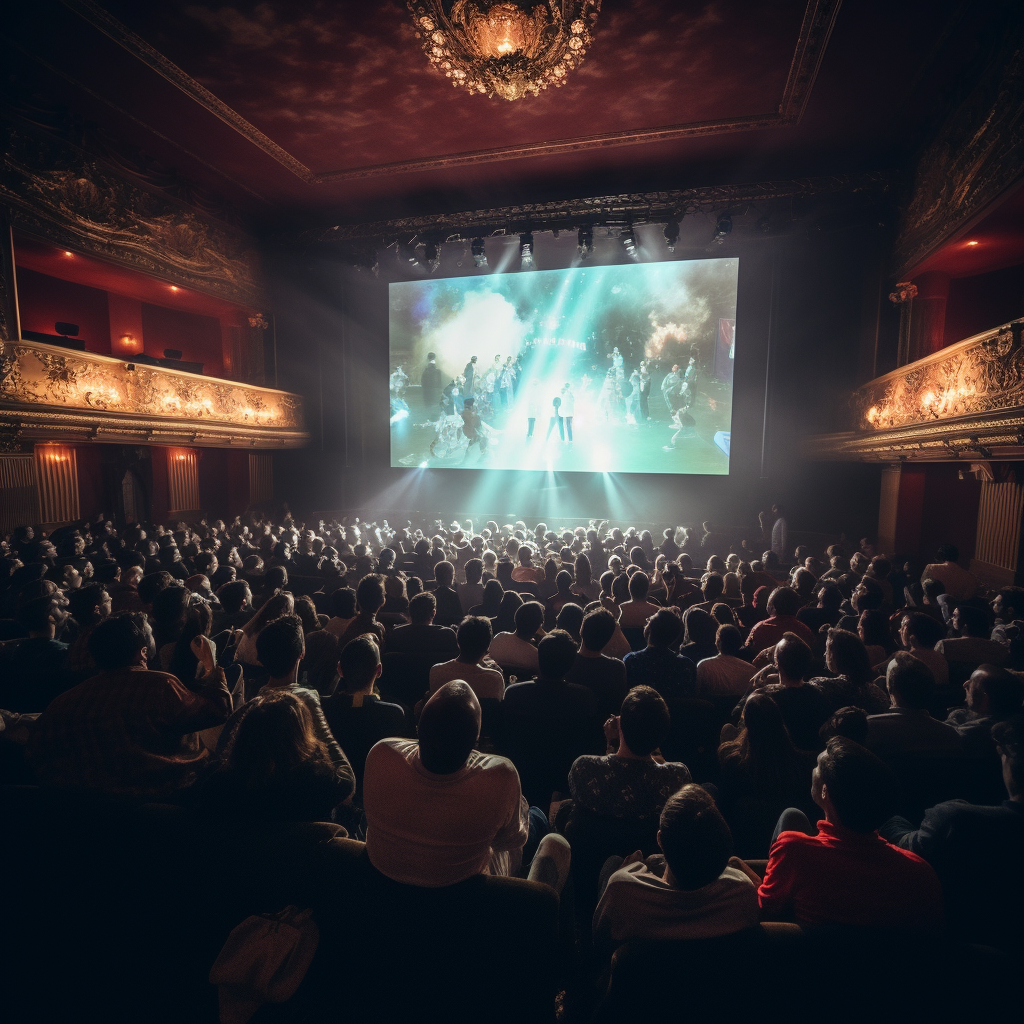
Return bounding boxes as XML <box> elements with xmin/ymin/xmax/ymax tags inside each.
<box><xmin>389</xmin><ymin>258</ymin><xmax>738</xmax><ymax>474</ymax></box>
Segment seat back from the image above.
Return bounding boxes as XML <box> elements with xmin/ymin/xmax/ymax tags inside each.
<box><xmin>379</xmin><ymin>651</ymin><xmax>438</xmax><ymax>710</ymax></box>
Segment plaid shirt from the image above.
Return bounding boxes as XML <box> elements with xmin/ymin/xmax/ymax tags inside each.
<box><xmin>28</xmin><ymin>667</ymin><xmax>231</xmax><ymax>799</ymax></box>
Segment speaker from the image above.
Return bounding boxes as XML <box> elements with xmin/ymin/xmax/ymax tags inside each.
<box><xmin>163</xmin><ymin>348</ymin><xmax>183</xmax><ymax>360</ymax></box>
<box><xmin>55</xmin><ymin>322</ymin><xmax>79</xmax><ymax>336</ymax></box>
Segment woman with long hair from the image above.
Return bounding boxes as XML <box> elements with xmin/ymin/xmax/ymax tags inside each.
<box><xmin>233</xmin><ymin>590</ymin><xmax>294</xmax><ymax>666</ymax></box>
<box><xmin>196</xmin><ymin>690</ymin><xmax>349</xmax><ymax>821</ymax></box>
<box><xmin>571</xmin><ymin>552</ymin><xmax>601</xmax><ymax>603</ymax></box>
<box><xmin>809</xmin><ymin>628</ymin><xmax>889</xmax><ymax>715</ymax></box>
<box><xmin>492</xmin><ymin>590</ymin><xmax>524</xmax><ymax>635</ymax></box>
<box><xmin>469</xmin><ymin>578</ymin><xmax>504</xmax><ymax>618</ymax></box>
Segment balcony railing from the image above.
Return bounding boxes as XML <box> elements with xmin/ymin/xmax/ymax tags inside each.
<box><xmin>0</xmin><ymin>338</ymin><xmax>308</xmax><ymax>448</ymax></box>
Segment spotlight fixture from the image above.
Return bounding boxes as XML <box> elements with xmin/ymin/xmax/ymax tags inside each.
<box><xmin>663</xmin><ymin>217</ymin><xmax>680</xmax><ymax>252</ymax></box>
<box><xmin>577</xmin><ymin>225</ymin><xmax>593</xmax><ymax>258</ymax></box>
<box><xmin>622</xmin><ymin>227</ymin><xmax>639</xmax><ymax>262</ymax></box>
<box><xmin>471</xmin><ymin>237</ymin><xmax>488</xmax><ymax>268</ymax></box>
<box><xmin>400</xmin><ymin>239</ymin><xmax>420</xmax><ymax>267</ymax></box>
<box><xmin>520</xmin><ymin>232</ymin><xmax>534</xmax><ymax>269</ymax></box>
<box><xmin>424</xmin><ymin>241</ymin><xmax>441</xmax><ymax>273</ymax></box>
<box><xmin>713</xmin><ymin>214</ymin><xmax>732</xmax><ymax>244</ymax></box>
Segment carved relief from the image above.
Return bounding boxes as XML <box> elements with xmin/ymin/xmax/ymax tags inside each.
<box><xmin>0</xmin><ymin>340</ymin><xmax>303</xmax><ymax>430</ymax></box>
<box><xmin>0</xmin><ymin>124</ymin><xmax>262</xmax><ymax>307</ymax></box>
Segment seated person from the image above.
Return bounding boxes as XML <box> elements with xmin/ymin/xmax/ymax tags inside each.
<box><xmin>752</xmin><ymin>737</ymin><xmax>944</xmax><ymax>929</ymax></box>
<box><xmin>0</xmin><ymin>594</ymin><xmax>72</xmax><ymax>712</ymax></box>
<box><xmin>796</xmin><ymin>583</ymin><xmax>844</xmax><ymax>634</ymax></box>
<box><xmin>922</xmin><ymin>544</ymin><xmax>980</xmax><ymax>602</ymax></box>
<box><xmin>865</xmin><ymin>653</ymin><xmax>961</xmax><ymax>758</ymax></box>
<box><xmin>882</xmin><ymin>612</ymin><xmax>948</xmax><ymax>686</ymax></box>
<box><xmin>322</xmin><ymin>634</ymin><xmax>406</xmax><ymax>801</ymax></box>
<box><xmin>28</xmin><ymin>612</ymin><xmax>232</xmax><ymax>800</ymax></box>
<box><xmin>387</xmin><ymin>592</ymin><xmax>459</xmax><ymax>657</ymax></box>
<box><xmin>502</xmin><ymin>630</ymin><xmax>602</xmax><ymax>805</ymax></box>
<box><xmin>696</xmin><ymin>624</ymin><xmax>756</xmax><ymax>697</ymax></box>
<box><xmin>741</xmin><ymin>587</ymin><xmax>814</xmax><ymax>655</ymax></box>
<box><xmin>990</xmin><ymin>586</ymin><xmax>1024</xmax><ymax>644</ymax></box>
<box><xmin>211</xmin><ymin>579</ymin><xmax>254</xmax><ymax>635</ymax></box>
<box><xmin>338</xmin><ymin>574</ymin><xmax>387</xmax><ymax>650</ymax></box>
<box><xmin>945</xmin><ymin>665</ymin><xmax>1024</xmax><ymax>756</ymax></box>
<box><xmin>194</xmin><ymin>690</ymin><xmax>352</xmax><ymax>821</ymax></box>
<box><xmin>688</xmin><ymin>571</ymin><xmax>725</xmax><ymax>615</ymax></box>
<box><xmin>362</xmin><ymin>680</ymin><xmax>530</xmax><ymax>886</ymax></box>
<box><xmin>592</xmin><ymin>785</ymin><xmax>760</xmax><ymax>949</ymax></box>
<box><xmin>624</xmin><ymin>609</ymin><xmax>696</xmax><ymax>701</ymax></box>
<box><xmin>544</xmin><ymin>570</ymin><xmax>577</xmax><ymax>630</ymax></box>
<box><xmin>324</xmin><ymin>587</ymin><xmax>357</xmax><ymax>638</ymax></box>
<box><xmin>569</xmin><ymin>686</ymin><xmax>691</xmax><ymax>821</ymax></box>
<box><xmin>456</xmin><ymin>557</ymin><xmax>485</xmax><ymax>615</ymax></box>
<box><xmin>489</xmin><ymin>600</ymin><xmax>544</xmax><ymax>675</ymax></box>
<box><xmin>880</xmin><ymin>717</ymin><xmax>1024</xmax><ymax>949</ymax></box>
<box><xmin>428</xmin><ymin>615</ymin><xmax>505</xmax><ymax>701</ymax></box>
<box><xmin>430</xmin><ymin>561</ymin><xmax>464</xmax><ymax>627</ymax></box>
<box><xmin>741</xmin><ymin>633</ymin><xmax>829</xmax><ymax>751</ymax></box>
<box><xmin>510</xmin><ymin>544</ymin><xmax>546</xmax><ymax>586</ymax></box>
<box><xmin>565</xmin><ymin>608</ymin><xmax>629</xmax><ymax>718</ymax></box>
<box><xmin>809</xmin><ymin>629</ymin><xmax>889</xmax><ymax>715</ymax></box>
<box><xmin>617</xmin><ymin>572</ymin><xmax>662</xmax><ymax>629</ymax></box>
<box><xmin>936</xmin><ymin>605</ymin><xmax>1008</xmax><ymax>670</ymax></box>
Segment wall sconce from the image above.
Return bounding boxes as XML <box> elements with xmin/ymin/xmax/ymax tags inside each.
<box><xmin>119</xmin><ymin>333</ymin><xmax>140</xmax><ymax>353</ymax></box>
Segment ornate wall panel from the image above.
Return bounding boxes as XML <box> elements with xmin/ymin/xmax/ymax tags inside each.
<box><xmin>0</xmin><ymin>453</ymin><xmax>39</xmax><ymax>533</ymax></box>
<box><xmin>0</xmin><ymin>339</ymin><xmax>308</xmax><ymax>448</ymax></box>
<box><xmin>166</xmin><ymin>447</ymin><xmax>200</xmax><ymax>513</ymax></box>
<box><xmin>975</xmin><ymin>480</ymin><xmax>1024</xmax><ymax>572</ymax></box>
<box><xmin>249</xmin><ymin>452</ymin><xmax>273</xmax><ymax>505</ymax></box>
<box><xmin>34</xmin><ymin>443</ymin><xmax>79</xmax><ymax>523</ymax></box>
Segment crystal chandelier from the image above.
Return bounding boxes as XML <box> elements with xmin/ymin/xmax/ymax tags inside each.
<box><xmin>408</xmin><ymin>1</ymin><xmax>602</xmax><ymax>101</ymax></box>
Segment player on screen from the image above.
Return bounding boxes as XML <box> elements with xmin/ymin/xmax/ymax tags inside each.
<box><xmin>526</xmin><ymin>379</ymin><xmax>541</xmax><ymax>439</ymax></box>
<box><xmin>460</xmin><ymin>397</ymin><xmax>488</xmax><ymax>459</ymax></box>
<box><xmin>560</xmin><ymin>383</ymin><xmax>575</xmax><ymax>445</ymax></box>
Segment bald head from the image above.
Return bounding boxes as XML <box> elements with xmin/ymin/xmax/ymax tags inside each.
<box><xmin>418</xmin><ymin>680</ymin><xmax>481</xmax><ymax>774</ymax></box>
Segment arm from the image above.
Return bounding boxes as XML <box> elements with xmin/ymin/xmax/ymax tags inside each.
<box><xmin>756</xmin><ymin>839</ymin><xmax>796</xmax><ymax>921</ymax></box>
<box><xmin>304</xmin><ymin>694</ymin><xmax>356</xmax><ymax>800</ymax></box>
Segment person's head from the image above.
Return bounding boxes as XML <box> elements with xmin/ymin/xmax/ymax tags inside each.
<box><xmin>339</xmin><ymin>634</ymin><xmax>382</xmax><ymax>694</ymax></box>
<box><xmin>646</xmin><ymin>608</ymin><xmax>683</xmax><ymax>648</ymax></box>
<box><xmin>67</xmin><ymin>583</ymin><xmax>111</xmax><ymax>627</ymax></box>
<box><xmin>554</xmin><ymin>569</ymin><xmax>573</xmax><ymax>597</ymax></box>
<box><xmin>899</xmin><ymin>611</ymin><xmax>944</xmax><ymax>651</ymax></box>
<box><xmin>152</xmin><ymin>583</ymin><xmax>190</xmax><ymax>636</ymax></box>
<box><xmin>627</xmin><ymin>571</ymin><xmax>650</xmax><ymax>601</ymax></box>
<box><xmin>255</xmin><ymin>614</ymin><xmax>305</xmax><ymax>678</ymax></box>
<box><xmin>245</xmin><ymin>591</ymin><xmax>295</xmax><ymax>636</ymax></box>
<box><xmin>555</xmin><ymin>602</ymin><xmax>584</xmax><ymax>641</ymax></box>
<box><xmin>434</xmin><ymin>560</ymin><xmax>456</xmax><ymax>587</ymax></box>
<box><xmin>936</xmin><ymin>543</ymin><xmax>959</xmax><ymax>564</ymax></box>
<box><xmin>992</xmin><ymin>586</ymin><xmax>1024</xmax><ymax>622</ymax></box>
<box><xmin>218</xmin><ymin>579</ymin><xmax>252</xmax><ymax>614</ymax></box>
<box><xmin>574</xmin><ymin>552</ymin><xmax>593</xmax><ymax>585</ymax></box>
<box><xmin>886</xmin><ymin>651</ymin><xmax>935</xmax><ymax>710</ymax></box>
<box><xmin>766</xmin><ymin>586</ymin><xmax>800</xmax><ymax>618</ymax></box>
<box><xmin>858</xmin><ymin>608</ymin><xmax>891</xmax><ymax>649</ymax></box>
<box><xmin>701</xmin><ymin>572</ymin><xmax>724</xmax><ymax>602</ymax></box>
<box><xmin>293</xmin><ymin>594</ymin><xmax>321</xmax><ymax>634</ymax></box>
<box><xmin>511</xmin><ymin>600</ymin><xmax>544</xmax><ymax>640</ymax></box>
<box><xmin>991</xmin><ymin>717</ymin><xmax>1023</xmax><ymax>800</ymax></box>
<box><xmin>715</xmin><ymin>623</ymin><xmax>743</xmax><ymax>657</ymax></box>
<box><xmin>409</xmin><ymin>591</ymin><xmax>436</xmax><ymax>625</ymax></box>
<box><xmin>774</xmin><ymin>632</ymin><xmax>812</xmax><ymax>683</ymax></box>
<box><xmin>355</xmin><ymin>574</ymin><xmax>386</xmax><ymax>616</ymax></box>
<box><xmin>812</xmin><ymin>737</ymin><xmax>896</xmax><ymax>832</ymax></box>
<box><xmin>921</xmin><ymin>577</ymin><xmax>946</xmax><ymax>605</ymax></box>
<box><xmin>537</xmin><ymin>629</ymin><xmax>578</xmax><ymax>681</ymax></box>
<box><xmin>611</xmin><ymin>573</ymin><xmax>630</xmax><ymax>605</ymax></box>
<box><xmin>480</xmin><ymin>578</ymin><xmax>504</xmax><ymax>610</ymax></box>
<box><xmin>852</xmin><ymin>577</ymin><xmax>883</xmax><ymax>613</ymax></box>
<box><xmin>418</xmin><ymin>681</ymin><xmax>481</xmax><ymax>774</ymax></box>
<box><xmin>464</xmin><ymin>557</ymin><xmax>483</xmax><ymax>585</ymax></box>
<box><xmin>301</xmin><ymin>628</ymin><xmax>341</xmax><ymax>695</ymax></box>
<box><xmin>517</xmin><ymin>545</ymin><xmax>534</xmax><ymax>568</ymax></box>
<box><xmin>682</xmin><ymin>606</ymin><xmax>716</xmax><ymax>648</ymax></box>
<box><xmin>619</xmin><ymin>685</ymin><xmax>671</xmax><ymax>756</ymax></box>
<box><xmin>580</xmin><ymin>607</ymin><xmax>616</xmax><ymax>653</ymax></box>
<box><xmin>792</xmin><ymin>567</ymin><xmax>816</xmax><ymax>600</ymax></box>
<box><xmin>228</xmin><ymin>690</ymin><xmax>327</xmax><ymax>779</ymax></box>
<box><xmin>964</xmin><ymin>666</ymin><xmax>1024</xmax><ymax>718</ymax></box>
<box><xmin>737</xmin><ymin>691</ymin><xmax>794</xmax><ymax>756</ymax></box>
<box><xmin>658</xmin><ymin>784</ymin><xmax>733</xmax><ymax>890</ymax></box>
<box><xmin>952</xmin><ymin>605</ymin><xmax>989</xmax><ymax>639</ymax></box>
<box><xmin>329</xmin><ymin>587</ymin><xmax>357</xmax><ymax>620</ymax></box>
<box><xmin>825</xmin><ymin>628</ymin><xmax>872</xmax><ymax>684</ymax></box>
<box><xmin>456</xmin><ymin>615</ymin><xmax>492</xmax><ymax>662</ymax></box>
<box><xmin>819</xmin><ymin>706</ymin><xmax>870</xmax><ymax>745</ymax></box>
<box><xmin>88</xmin><ymin>612</ymin><xmax>154</xmax><ymax>671</ymax></box>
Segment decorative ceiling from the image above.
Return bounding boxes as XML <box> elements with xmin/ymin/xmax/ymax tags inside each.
<box><xmin>1</xmin><ymin>0</ymin><xmax>990</xmax><ymax>228</ymax></box>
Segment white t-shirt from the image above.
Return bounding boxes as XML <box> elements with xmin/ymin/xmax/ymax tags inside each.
<box><xmin>488</xmin><ymin>632</ymin><xmax>539</xmax><ymax>672</ymax></box>
<box><xmin>696</xmin><ymin>654</ymin><xmax>757</xmax><ymax>696</ymax></box>
<box><xmin>363</xmin><ymin>738</ymin><xmax>529</xmax><ymax>887</ymax></box>
<box><xmin>428</xmin><ymin>658</ymin><xmax>506</xmax><ymax>701</ymax></box>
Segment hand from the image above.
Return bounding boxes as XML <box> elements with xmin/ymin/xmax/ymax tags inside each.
<box><xmin>603</xmin><ymin>715</ymin><xmax>620</xmax><ymax>749</ymax></box>
<box><xmin>190</xmin><ymin>635</ymin><xmax>216</xmax><ymax>675</ymax></box>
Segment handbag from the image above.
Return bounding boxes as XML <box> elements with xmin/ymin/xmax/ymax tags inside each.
<box><xmin>209</xmin><ymin>905</ymin><xmax>319</xmax><ymax>1024</ymax></box>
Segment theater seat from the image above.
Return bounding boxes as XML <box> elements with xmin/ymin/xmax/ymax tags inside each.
<box><xmin>379</xmin><ymin>651</ymin><xmax>439</xmax><ymax>710</ymax></box>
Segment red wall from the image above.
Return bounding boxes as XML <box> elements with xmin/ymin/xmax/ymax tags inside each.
<box><xmin>141</xmin><ymin>303</ymin><xmax>224</xmax><ymax>375</ymax></box>
<box><xmin>74</xmin><ymin>445</ymin><xmax>106</xmax><ymax>520</ymax></box>
<box><xmin>16</xmin><ymin>268</ymin><xmax>111</xmax><ymax>354</ymax></box>
<box><xmin>944</xmin><ymin>262</ymin><xmax>1024</xmax><ymax>344</ymax></box>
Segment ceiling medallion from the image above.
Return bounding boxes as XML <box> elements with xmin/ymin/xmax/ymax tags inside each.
<box><xmin>408</xmin><ymin>1</ymin><xmax>602</xmax><ymax>101</ymax></box>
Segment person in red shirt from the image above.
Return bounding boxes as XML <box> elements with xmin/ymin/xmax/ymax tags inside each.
<box><xmin>740</xmin><ymin>587</ymin><xmax>814</xmax><ymax>656</ymax></box>
<box><xmin>745</xmin><ymin>737</ymin><xmax>943</xmax><ymax>929</ymax></box>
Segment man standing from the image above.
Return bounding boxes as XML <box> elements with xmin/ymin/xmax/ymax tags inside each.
<box><xmin>638</xmin><ymin>361</ymin><xmax>652</xmax><ymax>422</ymax></box>
<box><xmin>560</xmin><ymin>382</ymin><xmax>575</xmax><ymax>445</ymax></box>
<box><xmin>545</xmin><ymin>395</ymin><xmax>565</xmax><ymax>442</ymax></box>
<box><xmin>461</xmin><ymin>397</ymin><xmax>488</xmax><ymax>458</ymax></box>
<box><xmin>463</xmin><ymin>355</ymin><xmax>478</xmax><ymax>395</ymax></box>
<box><xmin>421</xmin><ymin>351</ymin><xmax>443</xmax><ymax>411</ymax></box>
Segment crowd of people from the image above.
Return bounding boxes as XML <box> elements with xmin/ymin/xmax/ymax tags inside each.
<box><xmin>2</xmin><ymin>508</ymin><xmax>1022</xmax><ymax>1010</ymax></box>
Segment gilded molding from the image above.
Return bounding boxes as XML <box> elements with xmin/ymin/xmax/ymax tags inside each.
<box><xmin>805</xmin><ymin>319</ymin><xmax>1024</xmax><ymax>461</ymax></box>
<box><xmin>0</xmin><ymin>122</ymin><xmax>262</xmax><ymax>307</ymax></box>
<box><xmin>0</xmin><ymin>339</ymin><xmax>307</xmax><ymax>448</ymax></box>
<box><xmin>63</xmin><ymin>0</ymin><xmax>839</xmax><ymax>181</ymax></box>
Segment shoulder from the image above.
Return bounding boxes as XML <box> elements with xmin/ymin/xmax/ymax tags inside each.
<box><xmin>366</xmin><ymin>736</ymin><xmax>415</xmax><ymax>765</ymax></box>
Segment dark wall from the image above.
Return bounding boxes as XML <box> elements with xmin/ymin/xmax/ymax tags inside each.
<box><xmin>944</xmin><ymin>262</ymin><xmax>1024</xmax><ymax>344</ymax></box>
<box><xmin>16</xmin><ymin>268</ymin><xmax>110</xmax><ymax>353</ymax></box>
<box><xmin>269</xmin><ymin>224</ymin><xmax>885</xmax><ymax>539</ymax></box>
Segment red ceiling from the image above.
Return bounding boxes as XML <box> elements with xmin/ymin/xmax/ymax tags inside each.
<box><xmin>1</xmin><ymin>1</ymin><xmax>993</xmax><ymax>228</ymax></box>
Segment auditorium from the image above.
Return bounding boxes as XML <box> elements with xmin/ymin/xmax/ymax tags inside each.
<box><xmin>1</xmin><ymin>2</ymin><xmax>1022</xmax><ymax>1021</ymax></box>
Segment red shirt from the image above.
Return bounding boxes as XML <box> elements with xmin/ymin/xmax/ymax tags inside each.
<box><xmin>758</xmin><ymin>819</ymin><xmax>944</xmax><ymax>929</ymax></box>
<box><xmin>744</xmin><ymin>615</ymin><xmax>814</xmax><ymax>653</ymax></box>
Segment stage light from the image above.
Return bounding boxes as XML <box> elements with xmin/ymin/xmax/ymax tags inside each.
<box><xmin>400</xmin><ymin>239</ymin><xmax>420</xmax><ymax>268</ymax></box>
<box><xmin>419</xmin><ymin>460</ymin><xmax>429</xmax><ymax>468</ymax></box>
<box><xmin>663</xmin><ymin>218</ymin><xmax>679</xmax><ymax>252</ymax></box>
<box><xmin>519</xmin><ymin>232</ymin><xmax>534</xmax><ymax>269</ymax></box>
<box><xmin>622</xmin><ymin>227</ymin><xmax>639</xmax><ymax>262</ymax></box>
<box><xmin>424</xmin><ymin>241</ymin><xmax>441</xmax><ymax>273</ymax></box>
<box><xmin>577</xmin><ymin>225</ymin><xmax>593</xmax><ymax>258</ymax></box>
<box><xmin>713</xmin><ymin>214</ymin><xmax>732</xmax><ymax>244</ymax></box>
<box><xmin>471</xmin><ymin>237</ymin><xmax>488</xmax><ymax>267</ymax></box>
<box><xmin>390</xmin><ymin>408</ymin><xmax>410</xmax><ymax>425</ymax></box>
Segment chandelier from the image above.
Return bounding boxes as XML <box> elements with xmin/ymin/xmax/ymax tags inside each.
<box><xmin>407</xmin><ymin>1</ymin><xmax>602</xmax><ymax>101</ymax></box>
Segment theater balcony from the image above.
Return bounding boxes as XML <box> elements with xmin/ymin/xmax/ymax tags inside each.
<box><xmin>0</xmin><ymin>336</ymin><xmax>308</xmax><ymax>449</ymax></box>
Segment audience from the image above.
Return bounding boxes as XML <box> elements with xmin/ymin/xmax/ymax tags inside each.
<box><xmin>624</xmin><ymin>609</ymin><xmax>695</xmax><ymax>700</ymax></box>
<box><xmin>428</xmin><ymin>615</ymin><xmax>504</xmax><ymax>700</ymax></box>
<box><xmin>387</xmin><ymin>592</ymin><xmax>459</xmax><ymax>656</ymax></box>
<box><xmin>489</xmin><ymin>600</ymin><xmax>544</xmax><ymax>674</ymax></box>
<box><xmin>696</xmin><ymin>624</ymin><xmax>756</xmax><ymax>697</ymax></box>
<box><xmin>565</xmin><ymin>608</ymin><xmax>629</xmax><ymax>717</ymax></box>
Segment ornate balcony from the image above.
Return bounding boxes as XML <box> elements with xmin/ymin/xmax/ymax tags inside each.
<box><xmin>805</xmin><ymin>318</ymin><xmax>1024</xmax><ymax>462</ymax></box>
<box><xmin>0</xmin><ymin>338</ymin><xmax>309</xmax><ymax>448</ymax></box>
